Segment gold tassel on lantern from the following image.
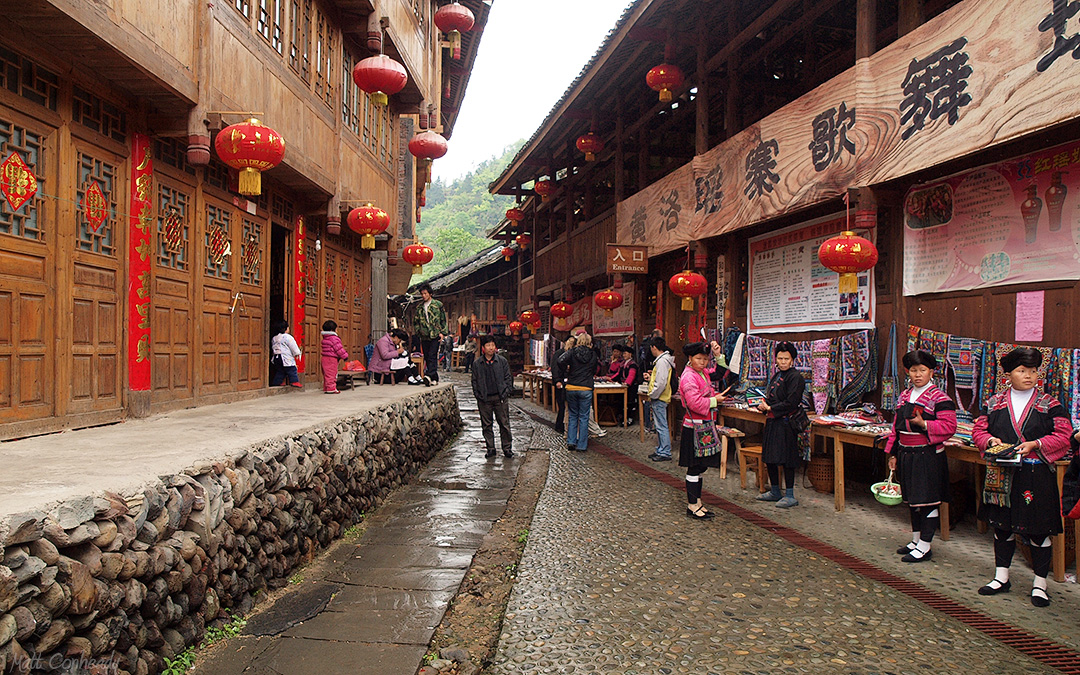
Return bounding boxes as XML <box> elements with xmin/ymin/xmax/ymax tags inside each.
<box><xmin>238</xmin><ymin>167</ymin><xmax>261</xmax><ymax>196</ymax></box>
<box><xmin>681</xmin><ymin>296</ymin><xmax>694</xmax><ymax>311</ymax></box>
<box><xmin>372</xmin><ymin>91</ymin><xmax>388</xmax><ymax>107</ymax></box>
<box><xmin>838</xmin><ymin>273</ymin><xmax>858</xmax><ymax>294</ymax></box>
<box><xmin>659</xmin><ymin>88</ymin><xmax>672</xmax><ymax>103</ymax></box>
<box><xmin>450</xmin><ymin>30</ymin><xmax>462</xmax><ymax>59</ymax></box>
<box><xmin>361</xmin><ymin>234</ymin><xmax>375</xmax><ymax>250</ymax></box>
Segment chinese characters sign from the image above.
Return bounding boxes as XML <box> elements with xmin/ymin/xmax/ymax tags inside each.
<box><xmin>127</xmin><ymin>133</ymin><xmax>153</xmax><ymax>390</ymax></box>
<box><xmin>0</xmin><ymin>151</ymin><xmax>37</xmax><ymax>211</ymax></box>
<box><xmin>615</xmin><ymin>163</ymin><xmax>694</xmax><ymax>255</ymax></box>
<box><xmin>903</xmin><ymin>138</ymin><xmax>1080</xmax><ymax>295</ymax></box>
<box><xmin>606</xmin><ymin>244</ymin><xmax>648</xmax><ymax>274</ymax></box>
<box><xmin>594</xmin><ymin>281</ymin><xmax>635</xmax><ymax>337</ymax></box>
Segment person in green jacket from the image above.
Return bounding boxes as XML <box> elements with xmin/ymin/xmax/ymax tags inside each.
<box><xmin>415</xmin><ymin>283</ymin><xmax>448</xmax><ymax>384</ymax></box>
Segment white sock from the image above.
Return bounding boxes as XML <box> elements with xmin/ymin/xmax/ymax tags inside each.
<box><xmin>907</xmin><ymin>532</ymin><xmax>921</xmax><ymax>548</ymax></box>
<box><xmin>914</xmin><ymin>540</ymin><xmax>931</xmax><ymax>554</ymax></box>
<box><xmin>993</xmin><ymin>566</ymin><xmax>1010</xmax><ymax>584</ymax></box>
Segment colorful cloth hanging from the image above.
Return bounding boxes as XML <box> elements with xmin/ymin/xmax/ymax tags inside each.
<box><xmin>979</xmin><ymin>342</ymin><xmax>999</xmax><ymax>410</ymax></box>
<box><xmin>745</xmin><ymin>335</ymin><xmax>774</xmax><ymax>387</ymax></box>
<box><xmin>1072</xmin><ymin>349</ymin><xmax>1080</xmax><ymax>428</ymax></box>
<box><xmin>907</xmin><ymin>324</ymin><xmax>922</xmax><ymax>352</ymax></box>
<box><xmin>947</xmin><ymin>335</ymin><xmax>978</xmax><ymax>390</ymax></box>
<box><xmin>881</xmin><ymin>323</ymin><xmax>899</xmax><ymax>411</ymax></box>
<box><xmin>837</xmin><ymin>329</ymin><xmax>878</xmax><ymax>411</ymax></box>
<box><xmin>811</xmin><ymin>338</ymin><xmax>833</xmax><ymax>414</ymax></box>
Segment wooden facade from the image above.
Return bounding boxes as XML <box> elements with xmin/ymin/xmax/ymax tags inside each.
<box><xmin>0</xmin><ymin>1</ymin><xmax>485</xmax><ymax>439</ymax></box>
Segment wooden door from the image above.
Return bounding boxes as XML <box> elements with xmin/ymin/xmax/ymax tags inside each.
<box><xmin>302</xmin><ymin>233</ymin><xmax>320</xmax><ymax>382</ymax></box>
<box><xmin>197</xmin><ymin>196</ymin><xmax>237</xmax><ymax>396</ymax></box>
<box><xmin>236</xmin><ymin>214</ymin><xmax>266</xmax><ymax>390</ymax></box>
<box><xmin>151</xmin><ymin>173</ymin><xmax>195</xmax><ymax>406</ymax></box>
<box><xmin>67</xmin><ymin>141</ymin><xmax>125</xmax><ymax>415</ymax></box>
<box><xmin>0</xmin><ymin>107</ymin><xmax>57</xmax><ymax>426</ymax></box>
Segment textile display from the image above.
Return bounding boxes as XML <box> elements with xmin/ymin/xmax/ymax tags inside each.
<box><xmin>918</xmin><ymin>329</ymin><xmax>949</xmax><ymax>390</ymax></box>
<box><xmin>1072</xmin><ymin>350</ymin><xmax>1080</xmax><ymax>428</ymax></box>
<box><xmin>881</xmin><ymin>323</ymin><xmax>899</xmax><ymax>412</ymax></box>
<box><xmin>809</xmin><ymin>339</ymin><xmax>832</xmax><ymax>414</ymax></box>
<box><xmin>728</xmin><ymin>333</ymin><xmax>745</xmax><ymax>375</ymax></box>
<box><xmin>992</xmin><ymin>342</ymin><xmax>1054</xmax><ymax>393</ymax></box>
<box><xmin>907</xmin><ymin>324</ymin><xmax>921</xmax><ymax>353</ymax></box>
<box><xmin>947</xmin><ymin>335</ymin><xmax>978</xmax><ymax>390</ymax></box>
<box><xmin>745</xmin><ymin>335</ymin><xmax>774</xmax><ymax>387</ymax></box>
<box><xmin>979</xmin><ymin>342</ymin><xmax>998</xmax><ymax>410</ymax></box>
<box><xmin>1045</xmin><ymin>349</ymin><xmax>1072</xmax><ymax>424</ymax></box>
<box><xmin>837</xmin><ymin>329</ymin><xmax>878</xmax><ymax>411</ymax></box>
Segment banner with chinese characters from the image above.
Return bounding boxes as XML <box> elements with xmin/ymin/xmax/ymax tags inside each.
<box><xmin>552</xmin><ymin>296</ymin><xmax>592</xmax><ymax>333</ymax></box>
<box><xmin>748</xmin><ymin>215</ymin><xmax>876</xmax><ymax>334</ymax></box>
<box><xmin>593</xmin><ymin>282</ymin><xmax>635</xmax><ymax>337</ymax></box>
<box><xmin>903</xmin><ymin>138</ymin><xmax>1080</xmax><ymax>295</ymax></box>
<box><xmin>127</xmin><ymin>132</ymin><xmax>153</xmax><ymax>390</ymax></box>
<box><xmin>615</xmin><ymin>163</ymin><xmax>694</xmax><ymax>256</ymax></box>
<box><xmin>294</xmin><ymin>215</ymin><xmax>307</xmax><ymax>373</ymax></box>
<box><xmin>693</xmin><ymin>70</ymin><xmax>856</xmax><ymax>241</ymax></box>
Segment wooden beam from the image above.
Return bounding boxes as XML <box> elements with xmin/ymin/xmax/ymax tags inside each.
<box><xmin>738</xmin><ymin>0</ymin><xmax>845</xmax><ymax>75</ymax></box>
<box><xmin>704</xmin><ymin>0</ymin><xmax>803</xmax><ymax>74</ymax></box>
<box><xmin>615</xmin><ymin>97</ymin><xmax>625</xmax><ymax>201</ymax></box>
<box><xmin>637</xmin><ymin>137</ymin><xmax>649</xmax><ymax>192</ymax></box>
<box><xmin>856</xmin><ymin>0</ymin><xmax>877</xmax><ymax>59</ymax></box>
<box><xmin>898</xmin><ymin>0</ymin><xmax>924</xmax><ymax>37</ymax></box>
<box><xmin>695</xmin><ymin>27</ymin><xmax>709</xmax><ymax>155</ymax></box>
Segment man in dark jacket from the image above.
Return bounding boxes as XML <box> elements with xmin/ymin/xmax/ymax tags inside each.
<box><xmin>550</xmin><ymin>335</ymin><xmax>571</xmax><ymax>433</ymax></box>
<box><xmin>471</xmin><ymin>335</ymin><xmax>515</xmax><ymax>459</ymax></box>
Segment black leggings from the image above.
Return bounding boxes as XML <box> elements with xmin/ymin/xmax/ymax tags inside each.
<box><xmin>766</xmin><ymin>463</ymin><xmax>795</xmax><ymax>489</ymax></box>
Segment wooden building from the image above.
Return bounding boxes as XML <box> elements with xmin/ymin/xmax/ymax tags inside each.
<box><xmin>0</xmin><ymin>0</ymin><xmax>487</xmax><ymax>439</ymax></box>
<box><xmin>490</xmin><ymin>0</ymin><xmax>1080</xmax><ymax>388</ymax></box>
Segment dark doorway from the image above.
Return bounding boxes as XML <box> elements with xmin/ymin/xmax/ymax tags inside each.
<box><xmin>269</xmin><ymin>224</ymin><xmax>289</xmax><ymax>379</ymax></box>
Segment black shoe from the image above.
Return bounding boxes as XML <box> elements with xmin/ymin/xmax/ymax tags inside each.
<box><xmin>648</xmin><ymin>453</ymin><xmax>671</xmax><ymax>462</ymax></box>
<box><xmin>901</xmin><ymin>549</ymin><xmax>932</xmax><ymax>563</ymax></box>
<box><xmin>567</xmin><ymin>444</ymin><xmax>576</xmax><ymax>452</ymax></box>
<box><xmin>896</xmin><ymin>543</ymin><xmax>917</xmax><ymax>555</ymax></box>
<box><xmin>503</xmin><ymin>449</ymin><xmax>514</xmax><ymax>458</ymax></box>
<box><xmin>1031</xmin><ymin>589</ymin><xmax>1050</xmax><ymax>607</ymax></box>
<box><xmin>978</xmin><ymin>579</ymin><xmax>1011</xmax><ymax>595</ymax></box>
<box><xmin>686</xmin><ymin>506</ymin><xmax>715</xmax><ymax>519</ymax></box>
<box><xmin>485</xmin><ymin>449</ymin><xmax>496</xmax><ymax>459</ymax></box>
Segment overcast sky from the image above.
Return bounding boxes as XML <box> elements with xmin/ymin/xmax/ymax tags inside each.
<box><xmin>433</xmin><ymin>0</ymin><xmax>632</xmax><ymax>182</ymax></box>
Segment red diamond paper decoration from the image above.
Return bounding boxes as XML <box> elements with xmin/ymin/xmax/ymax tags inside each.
<box><xmin>81</xmin><ymin>181</ymin><xmax>108</xmax><ymax>232</ymax></box>
<box><xmin>0</xmin><ymin>151</ymin><xmax>38</xmax><ymax>212</ymax></box>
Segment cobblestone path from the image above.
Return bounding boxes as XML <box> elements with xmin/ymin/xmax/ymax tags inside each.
<box><xmin>490</xmin><ymin>423</ymin><xmax>1055</xmax><ymax>674</ymax></box>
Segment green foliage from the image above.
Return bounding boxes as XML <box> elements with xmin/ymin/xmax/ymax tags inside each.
<box><xmin>515</xmin><ymin>528</ymin><xmax>529</xmax><ymax>544</ymax></box>
<box><xmin>160</xmin><ymin>614</ymin><xmax>248</xmax><ymax>674</ymax></box>
<box><xmin>418</xmin><ymin>140</ymin><xmax>525</xmax><ymax>280</ymax></box>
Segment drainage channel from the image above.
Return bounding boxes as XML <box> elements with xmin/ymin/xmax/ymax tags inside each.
<box><xmin>517</xmin><ymin>407</ymin><xmax>1080</xmax><ymax>674</ymax></box>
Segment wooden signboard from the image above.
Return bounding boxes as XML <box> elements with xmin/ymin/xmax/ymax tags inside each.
<box><xmin>606</xmin><ymin>244</ymin><xmax>649</xmax><ymax>274</ymax></box>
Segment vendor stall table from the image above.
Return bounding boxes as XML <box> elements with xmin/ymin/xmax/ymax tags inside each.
<box><xmin>811</xmin><ymin>425</ymin><xmax>882</xmax><ymax>513</ymax></box>
<box><xmin>593</xmin><ymin>382</ymin><xmax>628</xmax><ymax>427</ymax></box>
<box><xmin>637</xmin><ymin>392</ymin><xmax>679</xmax><ymax>443</ymax></box>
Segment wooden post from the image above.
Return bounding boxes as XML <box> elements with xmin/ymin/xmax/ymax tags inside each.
<box><xmin>695</xmin><ymin>28</ymin><xmax>709</xmax><ymax>155</ymax></box>
<box><xmin>725</xmin><ymin>64</ymin><xmax>739</xmax><ymax>140</ymax></box>
<box><xmin>898</xmin><ymin>0</ymin><xmax>924</xmax><ymax>37</ymax></box>
<box><xmin>856</xmin><ymin>0</ymin><xmax>877</xmax><ymax>59</ymax></box>
<box><xmin>637</xmin><ymin>136</ymin><xmax>649</xmax><ymax>192</ymax></box>
<box><xmin>615</xmin><ymin>98</ymin><xmax>625</xmax><ymax>201</ymax></box>
<box><xmin>370</xmin><ymin>250</ymin><xmax>388</xmax><ymax>340</ymax></box>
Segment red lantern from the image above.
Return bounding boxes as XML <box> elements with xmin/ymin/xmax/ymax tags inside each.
<box><xmin>534</xmin><ymin>179</ymin><xmax>553</xmax><ymax>202</ymax></box>
<box><xmin>594</xmin><ymin>289</ymin><xmax>623</xmax><ymax>316</ymax></box>
<box><xmin>352</xmin><ymin>55</ymin><xmax>408</xmax><ymax>106</ymax></box>
<box><xmin>214</xmin><ymin>118</ymin><xmax>285</xmax><ymax>196</ymax></box>
<box><xmin>501</xmin><ymin>246</ymin><xmax>514</xmax><ymax>262</ymax></box>
<box><xmin>550</xmin><ymin>301</ymin><xmax>573</xmax><ymax>319</ymax></box>
<box><xmin>403</xmin><ymin>241</ymin><xmax>434</xmax><ymax>275</ymax></box>
<box><xmin>520</xmin><ymin>310</ymin><xmax>540</xmax><ymax>329</ymax></box>
<box><xmin>646</xmin><ymin>63</ymin><xmax>685</xmax><ymax>103</ymax></box>
<box><xmin>818</xmin><ymin>230</ymin><xmax>878</xmax><ymax>293</ymax></box>
<box><xmin>576</xmin><ymin>133</ymin><xmax>604</xmax><ymax>162</ymax></box>
<box><xmin>434</xmin><ymin>2</ymin><xmax>475</xmax><ymax>60</ymax></box>
<box><xmin>409</xmin><ymin>131</ymin><xmax>448</xmax><ymax>185</ymax></box>
<box><xmin>669</xmin><ymin>270</ymin><xmax>707</xmax><ymax>311</ymax></box>
<box><xmin>505</xmin><ymin>207</ymin><xmax>525</xmax><ymax>224</ymax></box>
<box><xmin>347</xmin><ymin>204</ymin><xmax>390</xmax><ymax>249</ymax></box>
<box><xmin>515</xmin><ymin>233</ymin><xmax>531</xmax><ymax>251</ymax></box>
<box><xmin>508</xmin><ymin>320</ymin><xmax>524</xmax><ymax>333</ymax></box>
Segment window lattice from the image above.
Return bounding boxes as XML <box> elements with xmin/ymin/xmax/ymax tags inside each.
<box><xmin>324</xmin><ymin>252</ymin><xmax>336</xmax><ymax>302</ymax></box>
<box><xmin>153</xmin><ymin>137</ymin><xmax>196</xmax><ymax>176</ymax></box>
<box><xmin>241</xmin><ymin>217</ymin><xmax>262</xmax><ymax>285</ymax></box>
<box><xmin>315</xmin><ymin>9</ymin><xmax>327</xmax><ymax>101</ymax></box>
<box><xmin>205</xmin><ymin>158</ymin><xmax>230</xmax><ymax>193</ymax></box>
<box><xmin>76</xmin><ymin>153</ymin><xmax>118</xmax><ymax>256</ymax></box>
<box><xmin>304</xmin><ymin>242</ymin><xmax>318</xmax><ymax>299</ymax></box>
<box><xmin>258</xmin><ymin>0</ymin><xmax>284</xmax><ymax>53</ymax></box>
<box><xmin>339</xmin><ymin>257</ymin><xmax>349</xmax><ymax>304</ymax></box>
<box><xmin>272</xmin><ymin>193</ymin><xmax>294</xmax><ymax>224</ymax></box>
<box><xmin>205</xmin><ymin>204</ymin><xmax>232</xmax><ymax>279</ymax></box>
<box><xmin>234</xmin><ymin>0</ymin><xmax>251</xmax><ymax>19</ymax></box>
<box><xmin>353</xmin><ymin>262</ymin><xmax>363</xmax><ymax>308</ymax></box>
<box><xmin>324</xmin><ymin>18</ymin><xmax>336</xmax><ymax>107</ymax></box>
<box><xmin>0</xmin><ymin>119</ymin><xmax>46</xmax><ymax>241</ymax></box>
<box><xmin>157</xmin><ymin>184</ymin><xmax>190</xmax><ymax>270</ymax></box>
<box><xmin>0</xmin><ymin>46</ymin><xmax>59</xmax><ymax>111</ymax></box>
<box><xmin>289</xmin><ymin>0</ymin><xmax>312</xmax><ymax>81</ymax></box>
<box><xmin>72</xmin><ymin>87</ymin><xmax>127</xmax><ymax>144</ymax></box>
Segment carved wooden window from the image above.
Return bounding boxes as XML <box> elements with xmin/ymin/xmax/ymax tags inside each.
<box><xmin>353</xmin><ymin>262</ymin><xmax>364</xmax><ymax>308</ymax></box>
<box><xmin>152</xmin><ymin>137</ymin><xmax>196</xmax><ymax>176</ymax></box>
<box><xmin>380</xmin><ymin>104</ymin><xmax>393</xmax><ymax>167</ymax></box>
<box><xmin>324</xmin><ymin>252</ymin><xmax>336</xmax><ymax>303</ymax></box>
<box><xmin>157</xmin><ymin>184</ymin><xmax>190</xmax><ymax>270</ymax></box>
<box><xmin>234</xmin><ymin>0</ymin><xmax>251</xmax><ymax>19</ymax></box>
<box><xmin>289</xmin><ymin>0</ymin><xmax>312</xmax><ymax>82</ymax></box>
<box><xmin>241</xmin><ymin>217</ymin><xmax>262</xmax><ymax>286</ymax></box>
<box><xmin>362</xmin><ymin>91</ymin><xmax>372</xmax><ymax>145</ymax></box>
<box><xmin>72</xmin><ymin>87</ymin><xmax>126</xmax><ymax>144</ymax></box>
<box><xmin>304</xmin><ymin>242</ymin><xmax>318</xmax><ymax>299</ymax></box>
<box><xmin>205</xmin><ymin>159</ymin><xmax>230</xmax><ymax>193</ymax></box>
<box><xmin>76</xmin><ymin>152</ymin><xmax>118</xmax><ymax>256</ymax></box>
<box><xmin>324</xmin><ymin>19</ymin><xmax>336</xmax><ymax>107</ymax></box>
<box><xmin>0</xmin><ymin>119</ymin><xmax>46</xmax><ymax>241</ymax></box>
<box><xmin>258</xmin><ymin>0</ymin><xmax>284</xmax><ymax>54</ymax></box>
<box><xmin>271</xmin><ymin>193</ymin><xmax>294</xmax><ymax>225</ymax></box>
<box><xmin>339</xmin><ymin>257</ymin><xmax>349</xmax><ymax>304</ymax></box>
<box><xmin>204</xmin><ymin>204</ymin><xmax>232</xmax><ymax>280</ymax></box>
<box><xmin>0</xmin><ymin>46</ymin><xmax>59</xmax><ymax>111</ymax></box>
<box><xmin>314</xmin><ymin>8</ymin><xmax>327</xmax><ymax>102</ymax></box>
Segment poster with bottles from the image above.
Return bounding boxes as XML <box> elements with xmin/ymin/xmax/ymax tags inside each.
<box><xmin>903</xmin><ymin>139</ymin><xmax>1080</xmax><ymax>295</ymax></box>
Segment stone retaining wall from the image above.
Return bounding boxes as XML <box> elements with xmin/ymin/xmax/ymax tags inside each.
<box><xmin>0</xmin><ymin>387</ymin><xmax>461</xmax><ymax>674</ymax></box>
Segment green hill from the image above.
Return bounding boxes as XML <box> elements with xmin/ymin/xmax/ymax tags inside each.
<box><xmin>416</xmin><ymin>140</ymin><xmax>524</xmax><ymax>279</ymax></box>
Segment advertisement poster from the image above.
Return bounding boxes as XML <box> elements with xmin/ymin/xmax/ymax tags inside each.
<box><xmin>552</xmin><ymin>297</ymin><xmax>592</xmax><ymax>333</ymax></box>
<box><xmin>748</xmin><ymin>216</ymin><xmax>875</xmax><ymax>334</ymax></box>
<box><xmin>593</xmin><ymin>282</ymin><xmax>635</xmax><ymax>337</ymax></box>
<box><xmin>903</xmin><ymin>139</ymin><xmax>1080</xmax><ymax>295</ymax></box>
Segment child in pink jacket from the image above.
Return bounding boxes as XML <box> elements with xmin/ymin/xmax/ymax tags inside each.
<box><xmin>320</xmin><ymin>320</ymin><xmax>349</xmax><ymax>393</ymax></box>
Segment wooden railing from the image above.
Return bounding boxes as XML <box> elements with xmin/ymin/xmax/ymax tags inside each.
<box><xmin>534</xmin><ymin>207</ymin><xmax>616</xmax><ymax>293</ymax></box>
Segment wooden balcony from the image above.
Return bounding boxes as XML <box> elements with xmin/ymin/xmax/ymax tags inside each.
<box><xmin>534</xmin><ymin>208</ymin><xmax>616</xmax><ymax>294</ymax></box>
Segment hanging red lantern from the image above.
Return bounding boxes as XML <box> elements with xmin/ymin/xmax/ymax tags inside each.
<box><xmin>347</xmin><ymin>204</ymin><xmax>390</xmax><ymax>249</ymax></box>
<box><xmin>576</xmin><ymin>133</ymin><xmax>604</xmax><ymax>162</ymax></box>
<box><xmin>409</xmin><ymin>131</ymin><xmax>448</xmax><ymax>185</ymax></box>
<box><xmin>508</xmin><ymin>320</ymin><xmax>524</xmax><ymax>333</ymax></box>
<box><xmin>403</xmin><ymin>241</ymin><xmax>434</xmax><ymax>275</ymax></box>
<box><xmin>818</xmin><ymin>230</ymin><xmax>878</xmax><ymax>293</ymax></box>
<box><xmin>646</xmin><ymin>63</ymin><xmax>685</xmax><ymax>103</ymax></box>
<box><xmin>534</xmin><ymin>178</ymin><xmax>553</xmax><ymax>202</ymax></box>
<box><xmin>214</xmin><ymin>118</ymin><xmax>285</xmax><ymax>196</ymax></box>
<box><xmin>520</xmin><ymin>310</ymin><xmax>540</xmax><ymax>329</ymax></box>
<box><xmin>352</xmin><ymin>55</ymin><xmax>408</xmax><ymax>107</ymax></box>
<box><xmin>515</xmin><ymin>233</ymin><xmax>531</xmax><ymax>251</ymax></box>
<box><xmin>505</xmin><ymin>207</ymin><xmax>525</xmax><ymax>224</ymax></box>
<box><xmin>550</xmin><ymin>301</ymin><xmax>573</xmax><ymax>319</ymax></box>
<box><xmin>669</xmin><ymin>270</ymin><xmax>707</xmax><ymax>311</ymax></box>
<box><xmin>501</xmin><ymin>246</ymin><xmax>514</xmax><ymax>262</ymax></box>
<box><xmin>594</xmin><ymin>289</ymin><xmax>623</xmax><ymax>316</ymax></box>
<box><xmin>434</xmin><ymin>1</ymin><xmax>475</xmax><ymax>60</ymax></box>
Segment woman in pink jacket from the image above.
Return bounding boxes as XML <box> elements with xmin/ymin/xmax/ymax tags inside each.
<box><xmin>320</xmin><ymin>320</ymin><xmax>349</xmax><ymax>393</ymax></box>
<box><xmin>677</xmin><ymin>341</ymin><xmax>729</xmax><ymax>520</ymax></box>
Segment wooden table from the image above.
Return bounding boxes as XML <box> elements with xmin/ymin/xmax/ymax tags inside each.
<box><xmin>451</xmin><ymin>347</ymin><xmax>465</xmax><ymax>370</ymax></box>
<box><xmin>810</xmin><ymin>424</ymin><xmax>884</xmax><ymax>513</ymax></box>
<box><xmin>593</xmin><ymin>382</ymin><xmax>628</xmax><ymax>427</ymax></box>
<box><xmin>946</xmin><ymin>443</ymin><xmax>1077</xmax><ymax>583</ymax></box>
<box><xmin>717</xmin><ymin>405</ymin><xmax>767</xmax><ymax>427</ymax></box>
<box><xmin>637</xmin><ymin>391</ymin><xmax>679</xmax><ymax>443</ymax></box>
<box><xmin>411</xmin><ymin>355</ymin><xmax>424</xmax><ymax>379</ymax></box>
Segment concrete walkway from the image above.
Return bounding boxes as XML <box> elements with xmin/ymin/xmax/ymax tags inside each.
<box><xmin>194</xmin><ymin>379</ymin><xmax>538</xmax><ymax>674</ymax></box>
<box><xmin>0</xmin><ymin>382</ymin><xmax>447</xmax><ymax>518</ymax></box>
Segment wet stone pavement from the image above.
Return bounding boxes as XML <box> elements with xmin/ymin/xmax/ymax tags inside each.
<box><xmin>490</xmin><ymin>403</ymin><xmax>1077</xmax><ymax>674</ymax></box>
<box><xmin>195</xmin><ymin>381</ymin><xmax>535</xmax><ymax>675</ymax></box>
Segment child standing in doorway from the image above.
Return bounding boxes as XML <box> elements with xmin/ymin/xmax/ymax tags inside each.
<box><xmin>270</xmin><ymin>320</ymin><xmax>303</xmax><ymax>388</ymax></box>
<box><xmin>320</xmin><ymin>320</ymin><xmax>349</xmax><ymax>394</ymax></box>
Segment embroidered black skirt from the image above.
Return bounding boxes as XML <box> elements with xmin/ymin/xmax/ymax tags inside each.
<box><xmin>896</xmin><ymin>444</ymin><xmax>950</xmax><ymax>506</ymax></box>
<box><xmin>978</xmin><ymin>462</ymin><xmax>1063</xmax><ymax>536</ymax></box>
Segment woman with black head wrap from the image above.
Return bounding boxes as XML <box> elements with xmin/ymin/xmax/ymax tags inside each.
<box><xmin>883</xmin><ymin>350</ymin><xmax>956</xmax><ymax>562</ymax></box>
<box><xmin>677</xmin><ymin>341</ymin><xmax>730</xmax><ymax>519</ymax></box>
<box><xmin>972</xmin><ymin>347</ymin><xmax>1073</xmax><ymax>607</ymax></box>
<box><xmin>756</xmin><ymin>342</ymin><xmax>807</xmax><ymax>508</ymax></box>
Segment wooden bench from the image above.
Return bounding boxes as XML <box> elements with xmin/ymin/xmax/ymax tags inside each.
<box><xmin>716</xmin><ymin>427</ymin><xmax>745</xmax><ymax>480</ymax></box>
<box><xmin>336</xmin><ymin>371</ymin><xmax>370</xmax><ymax>389</ymax></box>
<box><xmin>738</xmin><ymin>443</ymin><xmax>766</xmax><ymax>492</ymax></box>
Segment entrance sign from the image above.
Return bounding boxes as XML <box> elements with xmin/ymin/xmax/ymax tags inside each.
<box><xmin>606</xmin><ymin>244</ymin><xmax>648</xmax><ymax>274</ymax></box>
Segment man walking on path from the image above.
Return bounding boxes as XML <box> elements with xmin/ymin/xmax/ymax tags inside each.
<box><xmin>416</xmin><ymin>283</ymin><xmax>448</xmax><ymax>384</ymax></box>
<box><xmin>646</xmin><ymin>336</ymin><xmax>676</xmax><ymax>461</ymax></box>
<box><xmin>472</xmin><ymin>335</ymin><xmax>515</xmax><ymax>458</ymax></box>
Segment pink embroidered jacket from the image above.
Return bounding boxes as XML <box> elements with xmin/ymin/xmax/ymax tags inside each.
<box><xmin>972</xmin><ymin>389</ymin><xmax>1072</xmax><ymax>463</ymax></box>
<box><xmin>678</xmin><ymin>365</ymin><xmax>718</xmax><ymax>428</ymax></box>
<box><xmin>883</xmin><ymin>385</ymin><xmax>957</xmax><ymax>455</ymax></box>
